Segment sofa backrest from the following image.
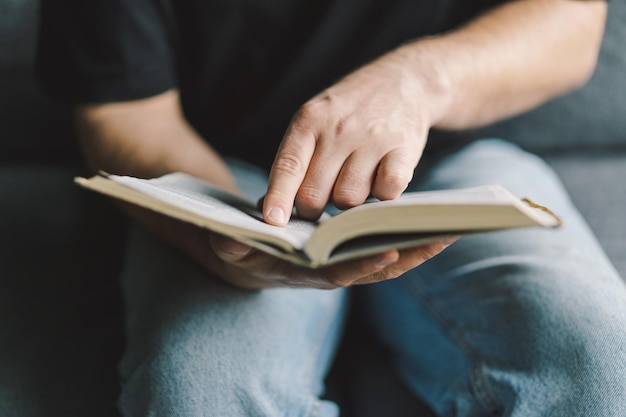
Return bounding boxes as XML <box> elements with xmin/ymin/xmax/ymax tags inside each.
<box><xmin>436</xmin><ymin>2</ymin><xmax>626</xmax><ymax>154</ymax></box>
<box><xmin>0</xmin><ymin>0</ymin><xmax>78</xmax><ymax>165</ymax></box>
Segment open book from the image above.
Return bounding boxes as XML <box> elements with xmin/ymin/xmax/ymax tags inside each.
<box><xmin>75</xmin><ymin>172</ymin><xmax>561</xmax><ymax>267</ymax></box>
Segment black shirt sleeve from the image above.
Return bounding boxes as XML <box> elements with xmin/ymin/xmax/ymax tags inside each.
<box><xmin>36</xmin><ymin>0</ymin><xmax>177</xmax><ymax>103</ymax></box>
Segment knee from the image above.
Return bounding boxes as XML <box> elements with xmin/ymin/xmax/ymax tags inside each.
<box><xmin>427</xmin><ymin>139</ymin><xmax>566</xmax><ymax>199</ymax></box>
<box><xmin>491</xmin><ymin>272</ymin><xmax>626</xmax><ymax>413</ymax></box>
<box><xmin>540</xmin><ymin>289</ymin><xmax>626</xmax><ymax>388</ymax></box>
<box><xmin>118</xmin><ymin>324</ymin><xmax>333</xmax><ymax>417</ymax></box>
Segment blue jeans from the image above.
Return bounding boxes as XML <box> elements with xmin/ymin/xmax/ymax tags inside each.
<box><xmin>118</xmin><ymin>139</ymin><xmax>626</xmax><ymax>417</ymax></box>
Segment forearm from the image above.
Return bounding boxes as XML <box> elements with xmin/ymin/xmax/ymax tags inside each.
<box><xmin>395</xmin><ymin>0</ymin><xmax>607</xmax><ymax>130</ymax></box>
<box><xmin>75</xmin><ymin>89</ymin><xmax>247</xmax><ymax>281</ymax></box>
<box><xmin>75</xmin><ymin>89</ymin><xmax>239</xmax><ymax>194</ymax></box>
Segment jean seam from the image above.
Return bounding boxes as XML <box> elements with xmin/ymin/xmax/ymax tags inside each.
<box><xmin>402</xmin><ymin>276</ymin><xmax>503</xmax><ymax>414</ymax></box>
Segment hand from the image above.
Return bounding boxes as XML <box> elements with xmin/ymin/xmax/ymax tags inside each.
<box><xmin>123</xmin><ymin>190</ymin><xmax>458</xmax><ymax>289</ymax></box>
<box><xmin>205</xmin><ymin>234</ymin><xmax>459</xmax><ymax>290</ymax></box>
<box><xmin>262</xmin><ymin>48</ymin><xmax>448</xmax><ymax>225</ymax></box>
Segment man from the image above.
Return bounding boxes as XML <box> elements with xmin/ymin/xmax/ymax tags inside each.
<box><xmin>38</xmin><ymin>0</ymin><xmax>626</xmax><ymax>415</ymax></box>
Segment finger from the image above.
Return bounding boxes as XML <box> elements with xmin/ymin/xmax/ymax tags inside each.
<box><xmin>319</xmin><ymin>250</ymin><xmax>400</xmax><ymax>287</ymax></box>
<box><xmin>352</xmin><ymin>237</ymin><xmax>459</xmax><ymax>285</ymax></box>
<box><xmin>372</xmin><ymin>147</ymin><xmax>421</xmax><ymax>201</ymax></box>
<box><xmin>332</xmin><ymin>150</ymin><xmax>378</xmax><ymax>210</ymax></box>
<box><xmin>264</xmin><ymin>126</ymin><xmax>316</xmax><ymax>226</ymax></box>
<box><xmin>209</xmin><ymin>233</ymin><xmax>253</xmax><ymax>262</ymax></box>
<box><xmin>294</xmin><ymin>140</ymin><xmax>345</xmax><ymax>220</ymax></box>
<box><xmin>295</xmin><ymin>112</ymin><xmax>367</xmax><ymax>218</ymax></box>
<box><xmin>217</xmin><ymin>248</ymin><xmax>339</xmax><ymax>290</ymax></box>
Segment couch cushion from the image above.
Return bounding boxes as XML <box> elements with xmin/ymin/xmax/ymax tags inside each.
<box><xmin>544</xmin><ymin>152</ymin><xmax>626</xmax><ymax>279</ymax></box>
<box><xmin>0</xmin><ymin>166</ymin><xmax>126</xmax><ymax>417</ymax></box>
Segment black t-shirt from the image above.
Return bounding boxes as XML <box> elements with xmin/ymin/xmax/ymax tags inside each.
<box><xmin>37</xmin><ymin>0</ymin><xmax>502</xmax><ymax>169</ymax></box>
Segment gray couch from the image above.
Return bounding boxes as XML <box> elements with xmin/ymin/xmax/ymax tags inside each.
<box><xmin>1</xmin><ymin>1</ymin><xmax>624</xmax><ymax>416</ymax></box>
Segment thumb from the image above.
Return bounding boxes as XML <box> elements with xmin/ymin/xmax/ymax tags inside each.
<box><xmin>210</xmin><ymin>234</ymin><xmax>253</xmax><ymax>262</ymax></box>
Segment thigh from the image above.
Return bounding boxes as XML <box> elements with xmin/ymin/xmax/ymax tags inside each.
<box><xmin>360</xmin><ymin>139</ymin><xmax>626</xmax><ymax>417</ymax></box>
<box><xmin>118</xmin><ymin>160</ymin><xmax>347</xmax><ymax>417</ymax></box>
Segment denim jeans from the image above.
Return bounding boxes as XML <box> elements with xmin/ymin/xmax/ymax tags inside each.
<box><xmin>118</xmin><ymin>139</ymin><xmax>626</xmax><ymax>417</ymax></box>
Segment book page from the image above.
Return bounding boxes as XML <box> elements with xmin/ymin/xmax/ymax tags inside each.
<box><xmin>110</xmin><ymin>173</ymin><xmax>316</xmax><ymax>250</ymax></box>
<box><xmin>376</xmin><ymin>185</ymin><xmax>516</xmax><ymax>206</ymax></box>
<box><xmin>82</xmin><ymin>174</ymin><xmax>559</xmax><ymax>267</ymax></box>
<box><xmin>305</xmin><ymin>184</ymin><xmax>560</xmax><ymax>264</ymax></box>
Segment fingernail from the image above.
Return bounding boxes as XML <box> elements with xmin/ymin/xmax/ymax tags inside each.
<box><xmin>266</xmin><ymin>206</ymin><xmax>286</xmax><ymax>225</ymax></box>
<box><xmin>375</xmin><ymin>253</ymin><xmax>395</xmax><ymax>268</ymax></box>
<box><xmin>442</xmin><ymin>236</ymin><xmax>461</xmax><ymax>248</ymax></box>
<box><xmin>220</xmin><ymin>237</ymin><xmax>251</xmax><ymax>256</ymax></box>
